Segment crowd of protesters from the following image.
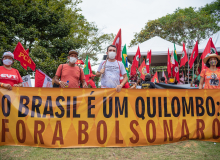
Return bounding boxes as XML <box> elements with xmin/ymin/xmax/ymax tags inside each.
<box><xmin>1</xmin><ymin>46</ymin><xmax>220</xmax><ymax>91</ymax></box>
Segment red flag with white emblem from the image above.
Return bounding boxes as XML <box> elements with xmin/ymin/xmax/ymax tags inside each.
<box><xmin>201</xmin><ymin>38</ymin><xmax>218</xmax><ymax>70</ymax></box>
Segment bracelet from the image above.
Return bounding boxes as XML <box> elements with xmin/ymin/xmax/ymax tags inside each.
<box><xmin>1</xmin><ymin>83</ymin><xmax>4</xmax><ymax>87</ymax></box>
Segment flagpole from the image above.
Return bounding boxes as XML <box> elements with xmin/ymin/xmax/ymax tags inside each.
<box><xmin>187</xmin><ymin>40</ymin><xmax>190</xmax><ymax>84</ymax></box>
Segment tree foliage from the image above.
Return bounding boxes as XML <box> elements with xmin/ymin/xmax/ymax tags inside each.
<box><xmin>129</xmin><ymin>4</ymin><xmax>220</xmax><ymax>48</ymax></box>
<box><xmin>0</xmin><ymin>0</ymin><xmax>113</xmax><ymax>77</ymax></box>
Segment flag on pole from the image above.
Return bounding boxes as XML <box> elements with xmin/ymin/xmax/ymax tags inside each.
<box><xmin>130</xmin><ymin>46</ymin><xmax>141</xmax><ymax>76</ymax></box>
<box><xmin>171</xmin><ymin>51</ymin><xmax>175</xmax><ymax>68</ymax></box>
<box><xmin>112</xmin><ymin>29</ymin><xmax>122</xmax><ymax>61</ymax></box>
<box><xmin>84</xmin><ymin>55</ymin><xmax>90</xmax><ymax>82</ymax></box>
<box><xmin>22</xmin><ymin>75</ymin><xmax>32</xmax><ymax>87</ymax></box>
<box><xmin>122</xmin><ymin>44</ymin><xmax>129</xmax><ymax>80</ymax></box>
<box><xmin>133</xmin><ymin>46</ymin><xmax>141</xmax><ymax>68</ymax></box>
<box><xmin>151</xmin><ymin>71</ymin><xmax>159</xmax><ymax>83</ymax></box>
<box><xmin>35</xmin><ymin>69</ymin><xmax>52</xmax><ymax>87</ymax></box>
<box><xmin>13</xmin><ymin>42</ymin><xmax>36</xmax><ymax>71</ymax></box>
<box><xmin>180</xmin><ymin>42</ymin><xmax>188</xmax><ymax>67</ymax></box>
<box><xmin>162</xmin><ymin>70</ymin><xmax>167</xmax><ymax>83</ymax></box>
<box><xmin>84</xmin><ymin>55</ymin><xmax>89</xmax><ymax>75</ymax></box>
<box><xmin>130</xmin><ymin>64</ymin><xmax>137</xmax><ymax>76</ymax></box>
<box><xmin>188</xmin><ymin>41</ymin><xmax>198</xmax><ymax>69</ymax></box>
<box><xmin>146</xmin><ymin>50</ymin><xmax>151</xmax><ymax>73</ymax></box>
<box><xmin>173</xmin><ymin>43</ymin><xmax>179</xmax><ymax>82</ymax></box>
<box><xmin>167</xmin><ymin>48</ymin><xmax>171</xmax><ymax>78</ymax></box>
<box><xmin>88</xmin><ymin>60</ymin><xmax>92</xmax><ymax>74</ymax></box>
<box><xmin>138</xmin><ymin>60</ymin><xmax>147</xmax><ymax>80</ymax></box>
<box><xmin>201</xmin><ymin>38</ymin><xmax>218</xmax><ymax>70</ymax></box>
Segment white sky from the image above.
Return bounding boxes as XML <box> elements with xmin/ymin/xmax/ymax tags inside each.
<box><xmin>78</xmin><ymin>0</ymin><xmax>214</xmax><ymax>70</ymax></box>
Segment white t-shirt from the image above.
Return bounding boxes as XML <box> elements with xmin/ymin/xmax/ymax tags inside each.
<box><xmin>97</xmin><ymin>60</ymin><xmax>127</xmax><ymax>88</ymax></box>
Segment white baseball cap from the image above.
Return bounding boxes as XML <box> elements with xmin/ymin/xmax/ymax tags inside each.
<box><xmin>2</xmin><ymin>51</ymin><xmax>14</xmax><ymax>59</ymax></box>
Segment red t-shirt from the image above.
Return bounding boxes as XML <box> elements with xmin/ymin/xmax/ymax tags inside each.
<box><xmin>0</xmin><ymin>66</ymin><xmax>23</xmax><ymax>86</ymax></box>
<box><xmin>55</xmin><ymin>64</ymin><xmax>85</xmax><ymax>88</ymax></box>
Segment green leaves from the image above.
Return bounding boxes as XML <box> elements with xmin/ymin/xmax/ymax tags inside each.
<box><xmin>0</xmin><ymin>0</ymin><xmax>112</xmax><ymax>78</ymax></box>
<box><xmin>129</xmin><ymin>3</ymin><xmax>220</xmax><ymax>47</ymax></box>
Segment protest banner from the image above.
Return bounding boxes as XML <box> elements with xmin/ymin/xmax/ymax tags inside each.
<box><xmin>0</xmin><ymin>88</ymin><xmax>220</xmax><ymax>148</ymax></box>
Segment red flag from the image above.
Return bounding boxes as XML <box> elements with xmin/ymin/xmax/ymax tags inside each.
<box><xmin>130</xmin><ymin>63</ymin><xmax>137</xmax><ymax>76</ymax></box>
<box><xmin>180</xmin><ymin>42</ymin><xmax>188</xmax><ymax>67</ymax></box>
<box><xmin>172</xmin><ymin>44</ymin><xmax>179</xmax><ymax>82</ymax></box>
<box><xmin>112</xmin><ymin>29</ymin><xmax>122</xmax><ymax>61</ymax></box>
<box><xmin>75</xmin><ymin>60</ymin><xmax>84</xmax><ymax>65</ymax></box>
<box><xmin>130</xmin><ymin>46</ymin><xmax>141</xmax><ymax>76</ymax></box>
<box><xmin>188</xmin><ymin>41</ymin><xmax>198</xmax><ymax>69</ymax></box>
<box><xmin>138</xmin><ymin>60</ymin><xmax>147</xmax><ymax>80</ymax></box>
<box><xmin>85</xmin><ymin>60</ymin><xmax>93</xmax><ymax>82</ymax></box>
<box><xmin>151</xmin><ymin>71</ymin><xmax>159</xmax><ymax>83</ymax></box>
<box><xmin>88</xmin><ymin>60</ymin><xmax>92</xmax><ymax>74</ymax></box>
<box><xmin>146</xmin><ymin>50</ymin><xmax>151</xmax><ymax>73</ymax></box>
<box><xmin>13</xmin><ymin>42</ymin><xmax>36</xmax><ymax>71</ymax></box>
<box><xmin>201</xmin><ymin>38</ymin><xmax>218</xmax><ymax>70</ymax></box>
<box><xmin>167</xmin><ymin>49</ymin><xmax>171</xmax><ymax>77</ymax></box>
<box><xmin>133</xmin><ymin>46</ymin><xmax>141</xmax><ymax>68</ymax></box>
<box><xmin>162</xmin><ymin>70</ymin><xmax>167</xmax><ymax>84</ymax></box>
<box><xmin>35</xmin><ymin>69</ymin><xmax>52</xmax><ymax>87</ymax></box>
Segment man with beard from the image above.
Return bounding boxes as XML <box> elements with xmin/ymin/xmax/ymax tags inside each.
<box><xmin>54</xmin><ymin>50</ymin><xmax>87</xmax><ymax>88</ymax></box>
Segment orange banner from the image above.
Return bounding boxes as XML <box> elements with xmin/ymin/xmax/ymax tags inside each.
<box><xmin>0</xmin><ymin>88</ymin><xmax>220</xmax><ymax>148</ymax></box>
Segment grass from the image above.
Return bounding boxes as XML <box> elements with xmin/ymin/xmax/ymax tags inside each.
<box><xmin>0</xmin><ymin>141</ymin><xmax>220</xmax><ymax>160</ymax></box>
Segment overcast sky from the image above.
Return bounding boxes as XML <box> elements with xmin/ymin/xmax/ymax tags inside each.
<box><xmin>78</xmin><ymin>0</ymin><xmax>214</xmax><ymax>69</ymax></box>
<box><xmin>79</xmin><ymin>0</ymin><xmax>213</xmax><ymax>46</ymax></box>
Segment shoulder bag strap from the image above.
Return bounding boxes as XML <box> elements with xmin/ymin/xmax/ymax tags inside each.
<box><xmin>78</xmin><ymin>66</ymin><xmax>81</xmax><ymax>80</ymax></box>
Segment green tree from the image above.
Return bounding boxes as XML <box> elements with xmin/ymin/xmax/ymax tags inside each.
<box><xmin>200</xmin><ymin>0</ymin><xmax>220</xmax><ymax>24</ymax></box>
<box><xmin>0</xmin><ymin>0</ymin><xmax>113</xmax><ymax>78</ymax></box>
<box><xmin>129</xmin><ymin>6</ymin><xmax>219</xmax><ymax>47</ymax></box>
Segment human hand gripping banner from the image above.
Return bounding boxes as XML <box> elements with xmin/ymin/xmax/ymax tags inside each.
<box><xmin>0</xmin><ymin>88</ymin><xmax>220</xmax><ymax>148</ymax></box>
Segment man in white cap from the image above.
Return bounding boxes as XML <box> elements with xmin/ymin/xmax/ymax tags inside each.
<box><xmin>0</xmin><ymin>51</ymin><xmax>23</xmax><ymax>90</ymax></box>
<box><xmin>54</xmin><ymin>50</ymin><xmax>87</xmax><ymax>88</ymax></box>
<box><xmin>96</xmin><ymin>45</ymin><xmax>128</xmax><ymax>92</ymax></box>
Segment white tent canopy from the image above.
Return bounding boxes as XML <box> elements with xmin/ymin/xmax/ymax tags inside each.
<box><xmin>127</xmin><ymin>36</ymin><xmax>183</xmax><ymax>66</ymax></box>
<box><xmin>198</xmin><ymin>30</ymin><xmax>220</xmax><ymax>53</ymax></box>
<box><xmin>127</xmin><ymin>36</ymin><xmax>183</xmax><ymax>56</ymax></box>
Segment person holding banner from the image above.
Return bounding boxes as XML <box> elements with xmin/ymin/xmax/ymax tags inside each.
<box><xmin>199</xmin><ymin>53</ymin><xmax>220</xmax><ymax>89</ymax></box>
<box><xmin>96</xmin><ymin>45</ymin><xmax>128</xmax><ymax>92</ymax></box>
<box><xmin>0</xmin><ymin>51</ymin><xmax>23</xmax><ymax>90</ymax></box>
<box><xmin>54</xmin><ymin>50</ymin><xmax>87</xmax><ymax>88</ymax></box>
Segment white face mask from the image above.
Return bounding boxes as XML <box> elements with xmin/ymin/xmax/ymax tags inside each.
<box><xmin>108</xmin><ymin>52</ymin><xmax>116</xmax><ymax>59</ymax></box>
<box><xmin>3</xmin><ymin>59</ymin><xmax>13</xmax><ymax>66</ymax></box>
<box><xmin>69</xmin><ymin>57</ymin><xmax>77</xmax><ymax>64</ymax></box>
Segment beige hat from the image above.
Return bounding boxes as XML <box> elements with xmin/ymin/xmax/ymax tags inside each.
<box><xmin>203</xmin><ymin>53</ymin><xmax>220</xmax><ymax>64</ymax></box>
<box><xmin>68</xmin><ymin>50</ymin><xmax>78</xmax><ymax>56</ymax></box>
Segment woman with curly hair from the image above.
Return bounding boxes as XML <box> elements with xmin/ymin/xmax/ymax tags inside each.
<box><xmin>199</xmin><ymin>53</ymin><xmax>220</xmax><ymax>89</ymax></box>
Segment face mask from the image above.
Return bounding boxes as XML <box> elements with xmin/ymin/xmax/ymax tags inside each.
<box><xmin>108</xmin><ymin>52</ymin><xmax>116</xmax><ymax>59</ymax></box>
<box><xmin>69</xmin><ymin>57</ymin><xmax>77</xmax><ymax>64</ymax></box>
<box><xmin>3</xmin><ymin>59</ymin><xmax>13</xmax><ymax>65</ymax></box>
<box><xmin>209</xmin><ymin>60</ymin><xmax>217</xmax><ymax>66</ymax></box>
